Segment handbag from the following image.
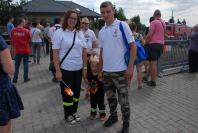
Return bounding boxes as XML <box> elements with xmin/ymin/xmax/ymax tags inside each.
<box><xmin>119</xmin><ymin>22</ymin><xmax>147</xmax><ymax>65</ymax></box>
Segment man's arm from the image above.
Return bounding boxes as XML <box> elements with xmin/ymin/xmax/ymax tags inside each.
<box><xmin>125</xmin><ymin>42</ymin><xmax>136</xmax><ymax>84</ymax></box>
<box><xmin>128</xmin><ymin>42</ymin><xmax>136</xmax><ymax>68</ymax></box>
<box><xmin>99</xmin><ymin>48</ymin><xmax>103</xmax><ymax>72</ymax></box>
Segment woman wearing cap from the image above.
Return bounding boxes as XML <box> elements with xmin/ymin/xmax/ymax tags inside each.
<box><xmin>188</xmin><ymin>24</ymin><xmax>198</xmax><ymax>73</ymax></box>
<box><xmin>52</xmin><ymin>9</ymin><xmax>87</xmax><ymax>125</ymax></box>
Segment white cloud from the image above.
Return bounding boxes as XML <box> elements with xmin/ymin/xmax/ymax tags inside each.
<box><xmin>13</xmin><ymin>0</ymin><xmax>198</xmax><ymax>26</ymax></box>
<box><xmin>71</xmin><ymin>0</ymin><xmax>198</xmax><ymax>26</ymax></box>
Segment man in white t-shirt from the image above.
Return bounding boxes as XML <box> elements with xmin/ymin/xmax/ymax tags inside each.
<box><xmin>81</xmin><ymin>17</ymin><xmax>97</xmax><ymax>83</ymax></box>
<box><xmin>98</xmin><ymin>2</ymin><xmax>136</xmax><ymax>133</ymax></box>
<box><xmin>81</xmin><ymin>17</ymin><xmax>97</xmax><ymax>53</ymax></box>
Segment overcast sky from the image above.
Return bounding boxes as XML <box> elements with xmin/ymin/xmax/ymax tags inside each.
<box><xmin>14</xmin><ymin>0</ymin><xmax>198</xmax><ymax>26</ymax></box>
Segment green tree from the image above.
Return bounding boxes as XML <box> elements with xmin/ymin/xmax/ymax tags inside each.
<box><xmin>0</xmin><ymin>0</ymin><xmax>27</xmax><ymax>25</ymax></box>
<box><xmin>91</xmin><ymin>19</ymin><xmax>105</xmax><ymax>30</ymax></box>
<box><xmin>116</xmin><ymin>8</ymin><xmax>127</xmax><ymax>21</ymax></box>
<box><xmin>130</xmin><ymin>15</ymin><xmax>141</xmax><ymax>31</ymax></box>
<box><xmin>129</xmin><ymin>15</ymin><xmax>146</xmax><ymax>32</ymax></box>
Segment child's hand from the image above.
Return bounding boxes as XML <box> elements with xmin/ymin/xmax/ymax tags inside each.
<box><xmin>84</xmin><ymin>89</ymin><xmax>90</xmax><ymax>100</ymax></box>
<box><xmin>98</xmin><ymin>71</ymin><xmax>103</xmax><ymax>81</ymax></box>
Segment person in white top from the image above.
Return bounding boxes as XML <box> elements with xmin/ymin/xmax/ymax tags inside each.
<box><xmin>31</xmin><ymin>21</ymin><xmax>43</xmax><ymax>64</ymax></box>
<box><xmin>81</xmin><ymin>17</ymin><xmax>97</xmax><ymax>90</ymax></box>
<box><xmin>43</xmin><ymin>23</ymin><xmax>50</xmax><ymax>55</ymax></box>
<box><xmin>81</xmin><ymin>17</ymin><xmax>97</xmax><ymax>53</ymax></box>
<box><xmin>48</xmin><ymin>18</ymin><xmax>62</xmax><ymax>82</ymax></box>
<box><xmin>48</xmin><ymin>18</ymin><xmax>62</xmax><ymax>61</ymax></box>
<box><xmin>98</xmin><ymin>2</ymin><xmax>136</xmax><ymax>133</ymax></box>
<box><xmin>52</xmin><ymin>9</ymin><xmax>87</xmax><ymax>125</ymax></box>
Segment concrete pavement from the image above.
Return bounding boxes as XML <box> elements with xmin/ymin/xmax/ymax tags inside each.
<box><xmin>12</xmin><ymin>55</ymin><xmax>198</xmax><ymax>133</ymax></box>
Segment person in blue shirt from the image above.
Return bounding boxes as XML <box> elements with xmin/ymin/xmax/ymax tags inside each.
<box><xmin>7</xmin><ymin>16</ymin><xmax>15</xmax><ymax>38</ymax></box>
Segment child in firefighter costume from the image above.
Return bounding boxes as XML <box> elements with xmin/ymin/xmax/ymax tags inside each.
<box><xmin>87</xmin><ymin>55</ymin><xmax>106</xmax><ymax>120</ymax></box>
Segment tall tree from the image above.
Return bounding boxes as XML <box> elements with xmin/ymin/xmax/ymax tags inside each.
<box><xmin>129</xmin><ymin>15</ymin><xmax>147</xmax><ymax>32</ymax></box>
<box><xmin>129</xmin><ymin>15</ymin><xmax>146</xmax><ymax>32</ymax></box>
<box><xmin>116</xmin><ymin>8</ymin><xmax>127</xmax><ymax>21</ymax></box>
<box><xmin>0</xmin><ymin>0</ymin><xmax>27</xmax><ymax>25</ymax></box>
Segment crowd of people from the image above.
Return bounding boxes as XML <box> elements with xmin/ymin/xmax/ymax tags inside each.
<box><xmin>0</xmin><ymin>1</ymin><xmax>198</xmax><ymax>133</ymax></box>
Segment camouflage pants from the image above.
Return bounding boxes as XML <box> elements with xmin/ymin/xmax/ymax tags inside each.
<box><xmin>103</xmin><ymin>71</ymin><xmax>130</xmax><ymax>123</ymax></box>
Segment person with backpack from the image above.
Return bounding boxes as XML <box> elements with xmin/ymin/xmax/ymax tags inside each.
<box><xmin>52</xmin><ymin>9</ymin><xmax>87</xmax><ymax>125</ymax></box>
<box><xmin>129</xmin><ymin>22</ymin><xmax>145</xmax><ymax>90</ymax></box>
<box><xmin>98</xmin><ymin>1</ymin><xmax>136</xmax><ymax>133</ymax></box>
<box><xmin>48</xmin><ymin>18</ymin><xmax>61</xmax><ymax>82</ymax></box>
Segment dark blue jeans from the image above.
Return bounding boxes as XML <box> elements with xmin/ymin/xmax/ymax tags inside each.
<box><xmin>13</xmin><ymin>54</ymin><xmax>29</xmax><ymax>82</ymax></box>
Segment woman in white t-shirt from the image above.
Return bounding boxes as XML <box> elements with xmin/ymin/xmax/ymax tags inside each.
<box><xmin>52</xmin><ymin>9</ymin><xmax>87</xmax><ymax>125</ymax></box>
<box><xmin>31</xmin><ymin>22</ymin><xmax>43</xmax><ymax>64</ymax></box>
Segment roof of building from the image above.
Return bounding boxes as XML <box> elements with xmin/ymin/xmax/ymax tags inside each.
<box><xmin>23</xmin><ymin>0</ymin><xmax>100</xmax><ymax>17</ymax></box>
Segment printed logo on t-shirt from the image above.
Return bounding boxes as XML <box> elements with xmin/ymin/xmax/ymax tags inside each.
<box><xmin>113</xmin><ymin>29</ymin><xmax>118</xmax><ymax>37</ymax></box>
<box><xmin>84</xmin><ymin>33</ymin><xmax>90</xmax><ymax>43</ymax></box>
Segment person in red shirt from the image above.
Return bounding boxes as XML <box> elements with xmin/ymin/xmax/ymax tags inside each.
<box><xmin>11</xmin><ymin>17</ymin><xmax>31</xmax><ymax>83</ymax></box>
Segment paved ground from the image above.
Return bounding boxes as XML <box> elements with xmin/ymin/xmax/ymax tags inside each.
<box><xmin>12</xmin><ymin>55</ymin><xmax>198</xmax><ymax>133</ymax></box>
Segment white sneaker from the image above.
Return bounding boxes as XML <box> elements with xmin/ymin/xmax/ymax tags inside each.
<box><xmin>73</xmin><ymin>113</ymin><xmax>80</xmax><ymax>122</ymax></box>
<box><xmin>66</xmin><ymin>115</ymin><xmax>76</xmax><ymax>125</ymax></box>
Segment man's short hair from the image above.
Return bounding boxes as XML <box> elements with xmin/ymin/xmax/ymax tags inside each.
<box><xmin>8</xmin><ymin>16</ymin><xmax>14</xmax><ymax>20</ymax></box>
<box><xmin>32</xmin><ymin>21</ymin><xmax>37</xmax><ymax>27</ymax></box>
<box><xmin>153</xmin><ymin>9</ymin><xmax>161</xmax><ymax>17</ymax></box>
<box><xmin>15</xmin><ymin>17</ymin><xmax>24</xmax><ymax>26</ymax></box>
<box><xmin>100</xmin><ymin>1</ymin><xmax>114</xmax><ymax>11</ymax></box>
<box><xmin>54</xmin><ymin>18</ymin><xmax>61</xmax><ymax>24</ymax></box>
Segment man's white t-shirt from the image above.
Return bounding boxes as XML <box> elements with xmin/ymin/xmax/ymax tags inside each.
<box><xmin>31</xmin><ymin>28</ymin><xmax>42</xmax><ymax>43</ymax></box>
<box><xmin>52</xmin><ymin>28</ymin><xmax>87</xmax><ymax>71</ymax></box>
<box><xmin>48</xmin><ymin>24</ymin><xmax>61</xmax><ymax>42</ymax></box>
<box><xmin>98</xmin><ymin>19</ymin><xmax>134</xmax><ymax>72</ymax></box>
<box><xmin>82</xmin><ymin>28</ymin><xmax>97</xmax><ymax>51</ymax></box>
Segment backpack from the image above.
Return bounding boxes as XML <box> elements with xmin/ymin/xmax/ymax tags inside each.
<box><xmin>119</xmin><ymin>22</ymin><xmax>147</xmax><ymax>65</ymax></box>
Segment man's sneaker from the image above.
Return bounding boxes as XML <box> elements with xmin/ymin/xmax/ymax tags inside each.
<box><xmin>13</xmin><ymin>79</ymin><xmax>17</xmax><ymax>83</ymax></box>
<box><xmin>24</xmin><ymin>78</ymin><xmax>30</xmax><ymax>82</ymax></box>
<box><xmin>65</xmin><ymin>115</ymin><xmax>76</xmax><ymax>125</ymax></box>
<box><xmin>103</xmin><ymin>115</ymin><xmax>118</xmax><ymax>127</ymax></box>
<box><xmin>73</xmin><ymin>113</ymin><xmax>80</xmax><ymax>122</ymax></box>
<box><xmin>120</xmin><ymin>126</ymin><xmax>129</xmax><ymax>133</ymax></box>
<box><xmin>146</xmin><ymin>81</ymin><xmax>156</xmax><ymax>87</ymax></box>
<box><xmin>120</xmin><ymin>122</ymin><xmax>129</xmax><ymax>133</ymax></box>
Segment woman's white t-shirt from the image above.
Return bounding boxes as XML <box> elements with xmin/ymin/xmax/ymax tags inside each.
<box><xmin>52</xmin><ymin>28</ymin><xmax>87</xmax><ymax>71</ymax></box>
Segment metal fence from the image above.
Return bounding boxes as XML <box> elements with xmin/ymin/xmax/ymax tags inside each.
<box><xmin>158</xmin><ymin>40</ymin><xmax>189</xmax><ymax>76</ymax></box>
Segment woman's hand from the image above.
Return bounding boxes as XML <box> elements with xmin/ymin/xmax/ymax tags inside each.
<box><xmin>56</xmin><ymin>70</ymin><xmax>62</xmax><ymax>81</ymax></box>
